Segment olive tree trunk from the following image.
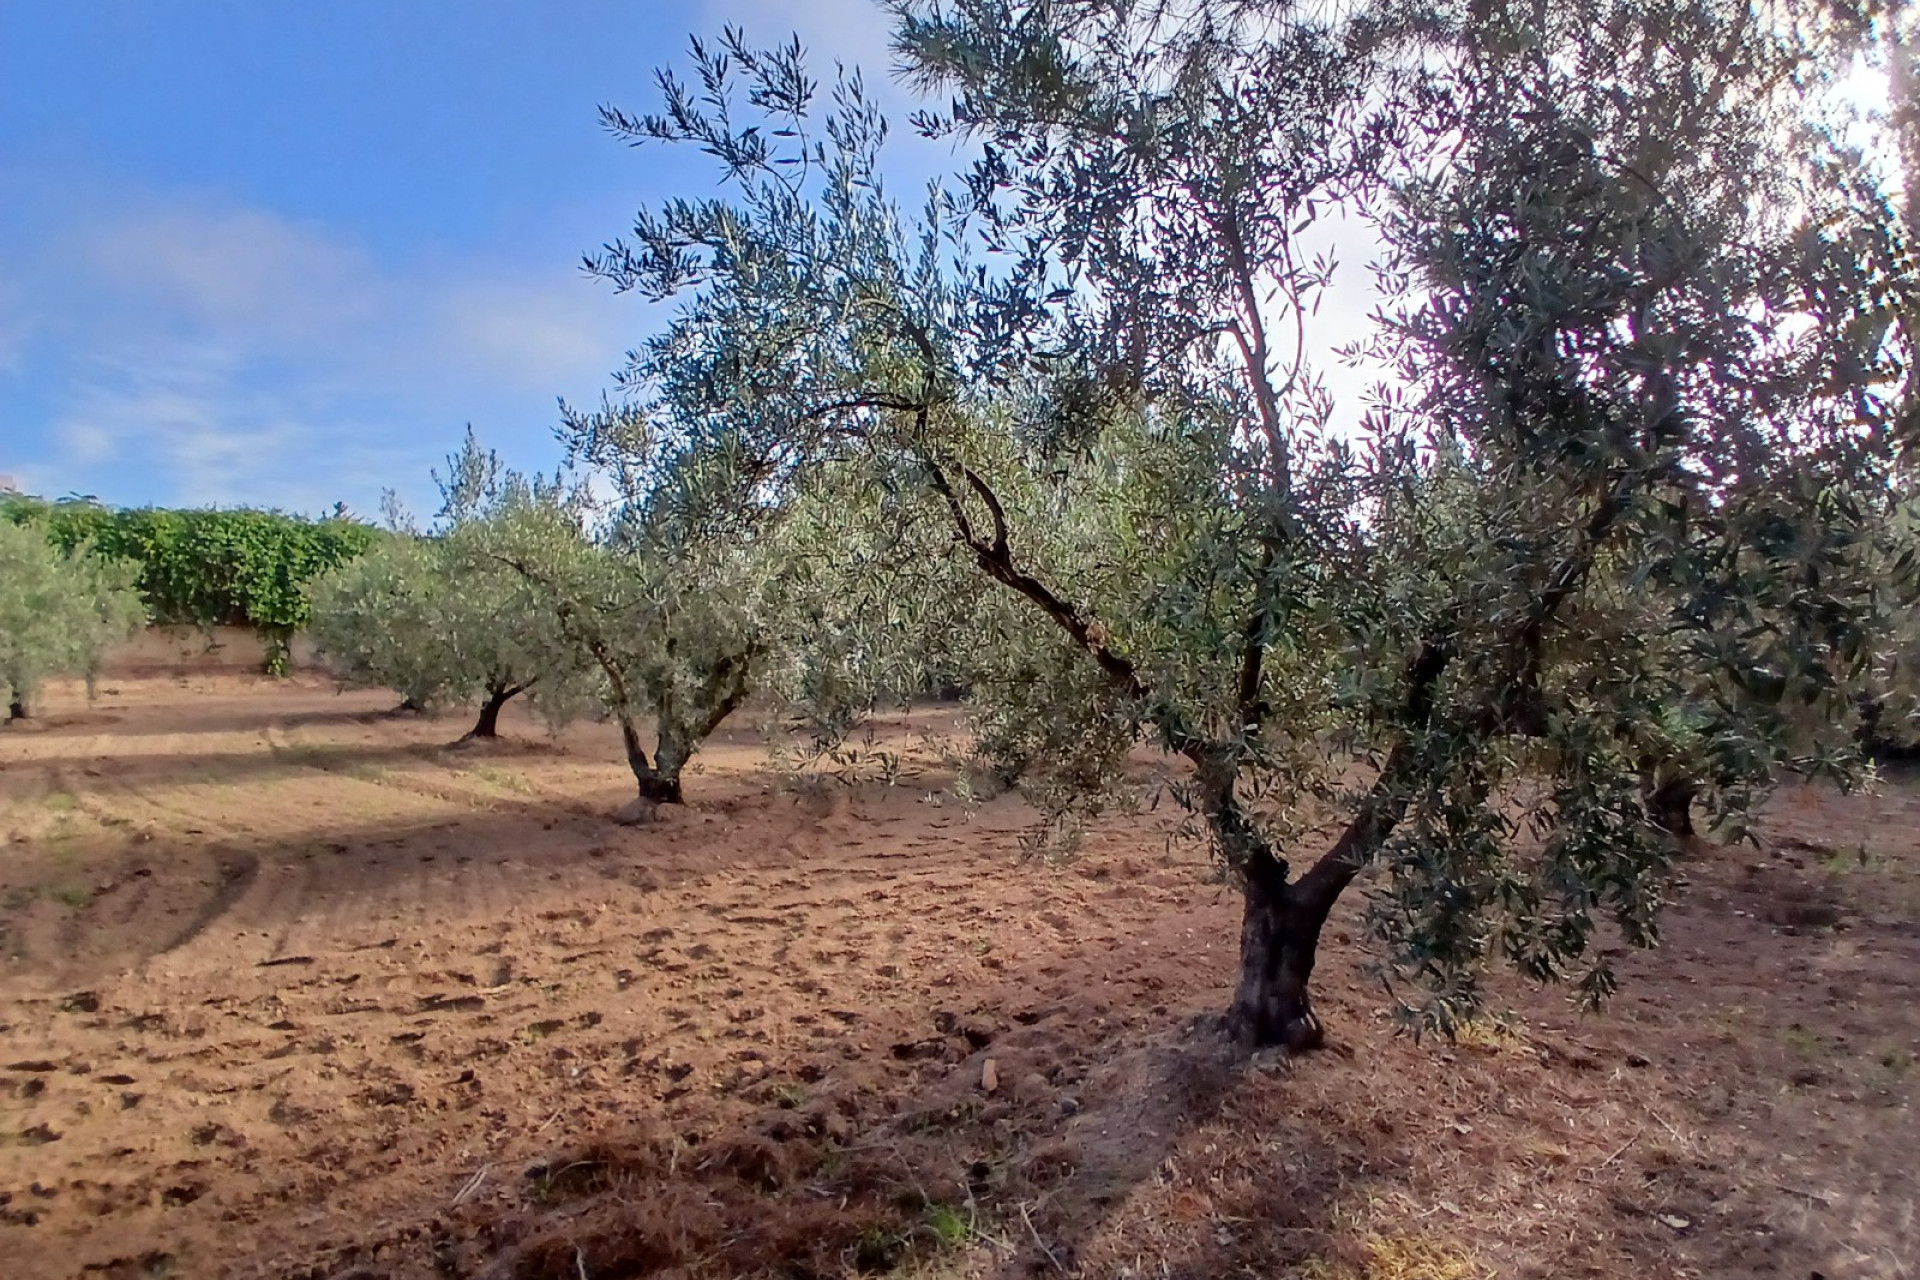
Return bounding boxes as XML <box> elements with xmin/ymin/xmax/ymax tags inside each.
<box><xmin>462</xmin><ymin>681</ymin><xmax>528</xmax><ymax>741</ymax></box>
<box><xmin>609</xmin><ymin>648</ymin><xmax>755</xmax><ymax>817</ymax></box>
<box><xmin>1648</xmin><ymin>776</ymin><xmax>1697</xmax><ymax>840</ymax></box>
<box><xmin>616</xmin><ymin>712</ymin><xmax>687</xmax><ymax>804</ymax></box>
<box><xmin>1223</xmin><ymin>746</ymin><xmax>1705</xmax><ymax>1051</ymax></box>
<box><xmin>1221</xmin><ymin>818</ymin><xmax>1373</xmax><ymax>1052</ymax></box>
<box><xmin>1228</xmin><ymin>856</ymin><xmax>1338</xmax><ymax>1050</ymax></box>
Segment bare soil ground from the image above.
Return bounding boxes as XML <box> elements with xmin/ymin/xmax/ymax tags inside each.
<box><xmin>1</xmin><ymin>674</ymin><xmax>1914</xmax><ymax>1280</ymax></box>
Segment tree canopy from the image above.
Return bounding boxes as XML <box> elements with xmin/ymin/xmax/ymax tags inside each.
<box><xmin>583</xmin><ymin>0</ymin><xmax>1914</xmax><ymax>1047</ymax></box>
<box><xmin>307</xmin><ymin>434</ymin><xmax>597</xmax><ymax>740</ymax></box>
<box><xmin>0</xmin><ymin>520</ymin><xmax>147</xmax><ymax>721</ymax></box>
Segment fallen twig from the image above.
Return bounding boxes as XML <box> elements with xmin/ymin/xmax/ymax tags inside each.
<box><xmin>1020</xmin><ymin>1201</ymin><xmax>1063</xmax><ymax>1272</ymax></box>
<box><xmin>1592</xmin><ymin>1129</ymin><xmax>1642</xmax><ymax>1171</ymax></box>
<box><xmin>450</xmin><ymin>1163</ymin><xmax>491</xmax><ymax>1207</ymax></box>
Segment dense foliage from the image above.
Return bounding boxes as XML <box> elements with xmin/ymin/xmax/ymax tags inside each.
<box><xmin>486</xmin><ymin>491</ymin><xmax>765</xmax><ymax>810</ymax></box>
<box><xmin>309</xmin><ymin>432</ymin><xmax>787</xmax><ymax>807</ymax></box>
<box><xmin>1</xmin><ymin>495</ymin><xmax>376</xmax><ymax>673</ymax></box>
<box><xmin>0</xmin><ymin>521</ymin><xmax>147</xmax><ymax>720</ymax></box>
<box><xmin>307</xmin><ymin>436</ymin><xmax>595</xmax><ymax>739</ymax></box>
<box><xmin>583</xmin><ymin>0</ymin><xmax>1914</xmax><ymax>1047</ymax></box>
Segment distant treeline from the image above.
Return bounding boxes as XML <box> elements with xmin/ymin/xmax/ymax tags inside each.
<box><xmin>0</xmin><ymin>494</ymin><xmax>377</xmax><ymax>672</ymax></box>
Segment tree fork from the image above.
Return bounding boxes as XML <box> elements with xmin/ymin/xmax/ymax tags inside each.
<box><xmin>1228</xmin><ymin>848</ymin><xmax>1336</xmax><ymax>1051</ymax></box>
<box><xmin>462</xmin><ymin>682</ymin><xmax>527</xmax><ymax>741</ymax></box>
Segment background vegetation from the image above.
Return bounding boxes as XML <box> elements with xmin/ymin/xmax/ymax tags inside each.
<box><xmin>1</xmin><ymin>493</ymin><xmax>376</xmax><ymax>673</ymax></box>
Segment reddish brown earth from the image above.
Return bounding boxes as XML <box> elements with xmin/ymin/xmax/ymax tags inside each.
<box><xmin>0</xmin><ymin>673</ymin><xmax>1914</xmax><ymax>1279</ymax></box>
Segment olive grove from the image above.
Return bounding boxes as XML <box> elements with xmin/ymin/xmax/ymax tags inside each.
<box><xmin>580</xmin><ymin>0</ymin><xmax>1914</xmax><ymax>1048</ymax></box>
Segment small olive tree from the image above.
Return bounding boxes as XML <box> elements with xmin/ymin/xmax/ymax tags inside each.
<box><xmin>307</xmin><ymin>434</ymin><xmax>593</xmax><ymax>740</ymax></box>
<box><xmin>483</xmin><ymin>486</ymin><xmax>761</xmax><ymax>814</ymax></box>
<box><xmin>0</xmin><ymin>521</ymin><xmax>146</xmax><ymax>721</ymax></box>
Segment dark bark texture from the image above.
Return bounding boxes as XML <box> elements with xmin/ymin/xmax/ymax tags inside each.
<box><xmin>463</xmin><ymin>683</ymin><xmax>525</xmax><ymax>741</ymax></box>
<box><xmin>615</xmin><ymin>715</ymin><xmax>701</xmax><ymax>807</ymax></box>
<box><xmin>1649</xmin><ymin>776</ymin><xmax>1698</xmax><ymax>840</ymax></box>
<box><xmin>1228</xmin><ymin>851</ymin><xmax>1338</xmax><ymax>1050</ymax></box>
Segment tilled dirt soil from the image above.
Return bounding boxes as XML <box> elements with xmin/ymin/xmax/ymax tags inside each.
<box><xmin>1</xmin><ymin>674</ymin><xmax>1915</xmax><ymax>1279</ymax></box>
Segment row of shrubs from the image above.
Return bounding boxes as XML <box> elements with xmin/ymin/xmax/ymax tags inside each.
<box><xmin>0</xmin><ymin>495</ymin><xmax>377</xmax><ymax>675</ymax></box>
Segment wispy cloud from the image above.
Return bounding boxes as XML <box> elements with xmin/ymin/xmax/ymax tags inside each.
<box><xmin>2</xmin><ymin>184</ymin><xmax>630</xmax><ymax>513</ymax></box>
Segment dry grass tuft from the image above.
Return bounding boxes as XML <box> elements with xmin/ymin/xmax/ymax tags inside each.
<box><xmin>1302</xmin><ymin>1230</ymin><xmax>1489</xmax><ymax>1280</ymax></box>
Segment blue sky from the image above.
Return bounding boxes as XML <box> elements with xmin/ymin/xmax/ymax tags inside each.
<box><xmin>8</xmin><ymin>5</ymin><xmax>1883</xmax><ymax>521</ymax></box>
<box><xmin>0</xmin><ymin>0</ymin><xmax>919</xmax><ymax>517</ymax></box>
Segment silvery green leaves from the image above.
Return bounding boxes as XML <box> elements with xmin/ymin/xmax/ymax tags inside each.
<box><xmin>308</xmin><ymin>433</ymin><xmax>598</xmax><ymax>740</ymax></box>
<box><xmin>590</xmin><ymin>3</ymin><xmax>1913</xmax><ymax>1044</ymax></box>
<box><xmin>0</xmin><ymin>522</ymin><xmax>146</xmax><ymax>719</ymax></box>
<box><xmin>1352</xmin><ymin>0</ymin><xmax>1914</xmax><ymax>1030</ymax></box>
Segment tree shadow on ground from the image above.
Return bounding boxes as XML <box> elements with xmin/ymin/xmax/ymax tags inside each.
<box><xmin>7</xmin><ymin>722</ymin><xmax>1911</xmax><ymax>1279</ymax></box>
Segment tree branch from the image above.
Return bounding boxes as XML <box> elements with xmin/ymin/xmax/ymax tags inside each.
<box><xmin>923</xmin><ymin>456</ymin><xmax>1153</xmax><ymax>705</ymax></box>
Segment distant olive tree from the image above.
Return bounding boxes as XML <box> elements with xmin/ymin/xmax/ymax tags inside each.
<box><xmin>0</xmin><ymin>521</ymin><xmax>146</xmax><ymax>721</ymax></box>
<box><xmin>594</xmin><ymin>0</ymin><xmax>1911</xmax><ymax>1052</ymax></box>
<box><xmin>482</xmin><ymin>485</ymin><xmax>761</xmax><ymax>815</ymax></box>
<box><xmin>559</xmin><ymin>385</ymin><xmax>989</xmax><ymax>812</ymax></box>
<box><xmin>307</xmin><ymin>433</ymin><xmax>593</xmax><ymax>740</ymax></box>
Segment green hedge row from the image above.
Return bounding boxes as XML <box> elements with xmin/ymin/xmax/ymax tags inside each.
<box><xmin>1</xmin><ymin>495</ymin><xmax>377</xmax><ymax>670</ymax></box>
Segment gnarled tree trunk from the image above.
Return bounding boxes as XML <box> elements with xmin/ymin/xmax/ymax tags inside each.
<box><xmin>1228</xmin><ymin>851</ymin><xmax>1338</xmax><ymax>1051</ymax></box>
<box><xmin>1648</xmin><ymin>775</ymin><xmax>1698</xmax><ymax>840</ymax></box>
<box><xmin>615</xmin><ymin>713</ymin><xmax>685</xmax><ymax>807</ymax></box>
<box><xmin>1211</xmin><ymin>735</ymin><xmax>1418</xmax><ymax>1052</ymax></box>
<box><xmin>462</xmin><ymin>681</ymin><xmax>527</xmax><ymax>741</ymax></box>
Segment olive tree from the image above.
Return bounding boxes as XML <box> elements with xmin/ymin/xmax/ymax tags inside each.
<box><xmin>482</xmin><ymin>483</ymin><xmax>761</xmax><ymax>814</ymax></box>
<box><xmin>593</xmin><ymin>3</ymin><xmax>1911</xmax><ymax>1047</ymax></box>
<box><xmin>0</xmin><ymin>521</ymin><xmax>146</xmax><ymax>721</ymax></box>
<box><xmin>307</xmin><ymin>433</ymin><xmax>593</xmax><ymax>740</ymax></box>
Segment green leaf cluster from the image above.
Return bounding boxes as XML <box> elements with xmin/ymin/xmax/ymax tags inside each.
<box><xmin>306</xmin><ymin>434</ymin><xmax>598</xmax><ymax>735</ymax></box>
<box><xmin>0</xmin><ymin>520</ymin><xmax>147</xmax><ymax>717</ymax></box>
<box><xmin>1</xmin><ymin>494</ymin><xmax>376</xmax><ymax>673</ymax></box>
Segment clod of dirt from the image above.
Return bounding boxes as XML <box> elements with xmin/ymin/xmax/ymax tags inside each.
<box><xmin>706</xmin><ymin>1134</ymin><xmax>792</xmax><ymax>1190</ymax></box>
<box><xmin>188</xmin><ymin>1122</ymin><xmax>246</xmax><ymax>1149</ymax></box>
<box><xmin>81</xmin><ymin>1255</ymin><xmax>175</xmax><ymax>1280</ymax></box>
<box><xmin>361</xmin><ymin>1082</ymin><xmax>418</xmax><ymax>1107</ymax></box>
<box><xmin>610</xmin><ymin>798</ymin><xmax>660</xmax><ymax>826</ymax></box>
<box><xmin>61</xmin><ymin>991</ymin><xmax>101</xmax><ymax>1013</ymax></box>
<box><xmin>1013</xmin><ymin>1071</ymin><xmax>1053</xmax><ymax>1104</ymax></box>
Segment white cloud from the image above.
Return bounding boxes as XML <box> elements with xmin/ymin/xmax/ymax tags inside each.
<box><xmin>8</xmin><ymin>190</ymin><xmax>631</xmax><ymax>512</ymax></box>
<box><xmin>702</xmin><ymin>0</ymin><xmax>901</xmax><ymax>78</ymax></box>
<box><xmin>84</xmin><ymin>204</ymin><xmax>381</xmax><ymax>340</ymax></box>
